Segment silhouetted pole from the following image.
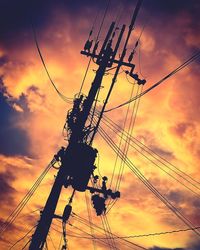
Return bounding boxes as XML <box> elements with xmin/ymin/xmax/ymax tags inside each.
<box><xmin>29</xmin><ymin>26</ymin><xmax>115</xmax><ymax>250</ymax></box>
<box><xmin>29</xmin><ymin>1</ymin><xmax>143</xmax><ymax>248</ymax></box>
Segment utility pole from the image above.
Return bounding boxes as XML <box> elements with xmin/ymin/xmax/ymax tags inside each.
<box><xmin>29</xmin><ymin>1</ymin><xmax>144</xmax><ymax>249</ymax></box>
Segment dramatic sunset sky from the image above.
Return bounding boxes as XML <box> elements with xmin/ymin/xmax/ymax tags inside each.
<box><xmin>0</xmin><ymin>0</ymin><xmax>200</xmax><ymax>249</ymax></box>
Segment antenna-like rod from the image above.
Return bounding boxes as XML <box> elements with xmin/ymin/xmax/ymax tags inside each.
<box><xmin>90</xmin><ymin>0</ymin><xmax>143</xmax><ymax>143</ymax></box>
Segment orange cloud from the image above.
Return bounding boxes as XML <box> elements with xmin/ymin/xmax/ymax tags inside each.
<box><xmin>0</xmin><ymin>2</ymin><xmax>200</xmax><ymax>250</ymax></box>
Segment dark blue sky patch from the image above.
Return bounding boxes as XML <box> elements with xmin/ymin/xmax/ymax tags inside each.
<box><xmin>0</xmin><ymin>86</ymin><xmax>31</xmax><ymax>157</ymax></box>
<box><xmin>0</xmin><ymin>170</ymin><xmax>15</xmax><ymax>204</ymax></box>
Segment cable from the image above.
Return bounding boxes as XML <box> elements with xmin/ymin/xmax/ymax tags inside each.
<box><xmin>101</xmin><ymin>214</ymin><xmax>117</xmax><ymax>250</ymax></box>
<box><xmin>54</xmin><ymin>223</ymin><xmax>200</xmax><ymax>239</ymax></box>
<box><xmin>110</xmin><ymin>80</ymin><xmax>136</xmax><ymax>189</ymax></box>
<box><xmin>138</xmin><ymin>41</ymin><xmax>146</xmax><ymax>79</ymax></box>
<box><xmin>96</xmin><ymin>0</ymin><xmax>111</xmax><ymax>42</ymax></box>
<box><xmin>98</xmin><ymin>126</ymin><xmax>200</xmax><ymax>237</ymax></box>
<box><xmin>116</xmin><ymin>85</ymin><xmax>143</xmax><ymax>191</ymax></box>
<box><xmin>48</xmin><ymin>233</ymin><xmax>56</xmax><ymax>250</ymax></box>
<box><xmin>8</xmin><ymin>225</ymin><xmax>36</xmax><ymax>249</ymax></box>
<box><xmin>100</xmin><ymin>112</ymin><xmax>200</xmax><ymax>190</ymax></box>
<box><xmin>99</xmin><ymin>113</ymin><xmax>200</xmax><ymax>193</ymax></box>
<box><xmin>78</xmin><ymin>0</ymin><xmax>111</xmax><ymax>97</ymax></box>
<box><xmin>85</xmin><ymin>192</ymin><xmax>97</xmax><ymax>250</ymax></box>
<box><xmin>21</xmin><ymin>238</ymin><xmax>31</xmax><ymax>250</ymax></box>
<box><xmin>106</xmin><ymin>85</ymin><xmax>143</xmax><ymax>211</ymax></box>
<box><xmin>72</xmin><ymin>213</ymin><xmax>147</xmax><ymax>250</ymax></box>
<box><xmin>0</xmin><ymin>161</ymin><xmax>54</xmax><ymax>235</ymax></box>
<box><xmin>98</xmin><ymin>115</ymin><xmax>200</xmax><ymax>198</ymax></box>
<box><xmin>70</xmin><ymin>223</ymin><xmax>120</xmax><ymax>249</ymax></box>
<box><xmin>32</xmin><ymin>26</ymin><xmax>73</xmax><ymax>104</ymax></box>
<box><xmin>105</xmin><ymin>50</ymin><xmax>200</xmax><ymax>112</ymax></box>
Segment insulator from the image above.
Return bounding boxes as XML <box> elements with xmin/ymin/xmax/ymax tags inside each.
<box><xmin>93</xmin><ymin>41</ymin><xmax>99</xmax><ymax>55</ymax></box>
<box><xmin>102</xmin><ymin>176</ymin><xmax>108</xmax><ymax>181</ymax></box>
<box><xmin>135</xmin><ymin>40</ymin><xmax>139</xmax><ymax>48</ymax></box>
<box><xmin>93</xmin><ymin>175</ymin><xmax>99</xmax><ymax>184</ymax></box>
<box><xmin>111</xmin><ymin>191</ymin><xmax>120</xmax><ymax>199</ymax></box>
<box><xmin>138</xmin><ymin>79</ymin><xmax>146</xmax><ymax>85</ymax></box>
<box><xmin>62</xmin><ymin>204</ymin><xmax>72</xmax><ymax>223</ymax></box>
<box><xmin>89</xmin><ymin>30</ymin><xmax>93</xmax><ymax>37</ymax></box>
<box><xmin>84</xmin><ymin>39</ymin><xmax>93</xmax><ymax>52</ymax></box>
<box><xmin>128</xmin><ymin>51</ymin><xmax>134</xmax><ymax>63</ymax></box>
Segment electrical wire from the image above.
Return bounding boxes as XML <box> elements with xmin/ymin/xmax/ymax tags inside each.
<box><xmin>98</xmin><ymin>126</ymin><xmax>200</xmax><ymax>237</ymax></box>
<box><xmin>78</xmin><ymin>0</ymin><xmax>111</xmax><ymax>96</ymax></box>
<box><xmin>72</xmin><ymin>212</ymin><xmax>147</xmax><ymax>250</ymax></box>
<box><xmin>98</xmin><ymin>113</ymin><xmax>200</xmax><ymax>192</ymax></box>
<box><xmin>116</xmin><ymin>85</ymin><xmax>143</xmax><ymax>191</ymax></box>
<box><xmin>106</xmin><ymin>85</ymin><xmax>143</xmax><ymax>211</ymax></box>
<box><xmin>0</xmin><ymin>161</ymin><xmax>55</xmax><ymax>236</ymax></box>
<box><xmin>109</xmin><ymin>81</ymin><xmax>136</xmax><ymax>190</ymax></box>
<box><xmin>97</xmin><ymin>114</ymin><xmax>200</xmax><ymax>198</ymax></box>
<box><xmin>105</xmin><ymin>50</ymin><xmax>200</xmax><ymax>112</ymax></box>
<box><xmin>54</xmin><ymin>223</ymin><xmax>200</xmax><ymax>239</ymax></box>
<box><xmin>48</xmin><ymin>233</ymin><xmax>56</xmax><ymax>250</ymax></box>
<box><xmin>70</xmin><ymin>223</ymin><xmax>120</xmax><ymax>249</ymax></box>
<box><xmin>8</xmin><ymin>225</ymin><xmax>36</xmax><ymax>249</ymax></box>
<box><xmin>32</xmin><ymin>26</ymin><xmax>73</xmax><ymax>104</ymax></box>
<box><xmin>101</xmin><ymin>214</ymin><xmax>117</xmax><ymax>250</ymax></box>
<box><xmin>85</xmin><ymin>192</ymin><xmax>97</xmax><ymax>250</ymax></box>
<box><xmin>21</xmin><ymin>238</ymin><xmax>31</xmax><ymax>250</ymax></box>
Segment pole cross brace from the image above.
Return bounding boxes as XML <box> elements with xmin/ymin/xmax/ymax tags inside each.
<box><xmin>80</xmin><ymin>50</ymin><xmax>135</xmax><ymax>69</ymax></box>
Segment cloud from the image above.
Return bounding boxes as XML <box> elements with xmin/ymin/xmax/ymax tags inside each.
<box><xmin>0</xmin><ymin>170</ymin><xmax>15</xmax><ymax>204</ymax></box>
<box><xmin>149</xmin><ymin>239</ymin><xmax>200</xmax><ymax>250</ymax></box>
<box><xmin>187</xmin><ymin>240</ymin><xmax>200</xmax><ymax>250</ymax></box>
<box><xmin>0</xmin><ymin>1</ymin><xmax>200</xmax><ymax>250</ymax></box>
<box><xmin>149</xmin><ymin>247</ymin><xmax>184</xmax><ymax>250</ymax></box>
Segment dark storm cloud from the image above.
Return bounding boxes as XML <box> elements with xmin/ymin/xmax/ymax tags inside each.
<box><xmin>0</xmin><ymin>0</ymin><xmax>199</xmax><ymax>55</ymax></box>
<box><xmin>0</xmin><ymin>170</ymin><xmax>15</xmax><ymax>203</ymax></box>
<box><xmin>0</xmin><ymin>78</ymin><xmax>31</xmax><ymax>156</ymax></box>
<box><xmin>187</xmin><ymin>240</ymin><xmax>200</xmax><ymax>250</ymax></box>
<box><xmin>129</xmin><ymin>0</ymin><xmax>200</xmax><ymax>64</ymax></box>
<box><xmin>0</xmin><ymin>0</ymin><xmax>106</xmax><ymax>46</ymax></box>
<box><xmin>150</xmin><ymin>145</ymin><xmax>174</xmax><ymax>160</ymax></box>
<box><xmin>149</xmin><ymin>247</ymin><xmax>184</xmax><ymax>250</ymax></box>
<box><xmin>149</xmin><ymin>239</ymin><xmax>200</xmax><ymax>250</ymax></box>
<box><xmin>144</xmin><ymin>0</ymin><xmax>199</xmax><ymax>14</ymax></box>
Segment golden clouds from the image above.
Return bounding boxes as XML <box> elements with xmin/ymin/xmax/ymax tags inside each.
<box><xmin>0</xmin><ymin>2</ymin><xmax>200</xmax><ymax>249</ymax></box>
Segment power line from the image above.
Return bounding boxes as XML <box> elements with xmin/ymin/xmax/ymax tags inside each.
<box><xmin>8</xmin><ymin>225</ymin><xmax>36</xmax><ymax>250</ymax></box>
<box><xmin>0</xmin><ymin>161</ymin><xmax>54</xmax><ymax>235</ymax></box>
<box><xmin>98</xmin><ymin>126</ymin><xmax>200</xmax><ymax>237</ymax></box>
<box><xmin>98</xmin><ymin>116</ymin><xmax>200</xmax><ymax>198</ymax></box>
<box><xmin>98</xmin><ymin>113</ymin><xmax>200</xmax><ymax>192</ymax></box>
<box><xmin>78</xmin><ymin>0</ymin><xmax>111</xmax><ymax>96</ymax></box>
<box><xmin>72</xmin><ymin>213</ymin><xmax>147</xmax><ymax>250</ymax></box>
<box><xmin>32</xmin><ymin>26</ymin><xmax>73</xmax><ymax>104</ymax></box>
<box><xmin>105</xmin><ymin>50</ymin><xmax>200</xmax><ymax>112</ymax></box>
<box><xmin>85</xmin><ymin>191</ymin><xmax>97</xmax><ymax>250</ymax></box>
<box><xmin>56</xmin><ymin>220</ymin><xmax>200</xmax><ymax>239</ymax></box>
<box><xmin>54</xmin><ymin>213</ymin><xmax>200</xmax><ymax>241</ymax></box>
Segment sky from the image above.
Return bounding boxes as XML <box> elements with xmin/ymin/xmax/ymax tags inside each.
<box><xmin>0</xmin><ymin>0</ymin><xmax>200</xmax><ymax>249</ymax></box>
